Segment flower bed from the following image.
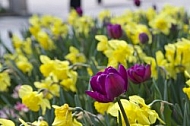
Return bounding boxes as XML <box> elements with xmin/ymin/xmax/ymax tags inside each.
<box><xmin>0</xmin><ymin>4</ymin><xmax>190</xmax><ymax>126</ymax></box>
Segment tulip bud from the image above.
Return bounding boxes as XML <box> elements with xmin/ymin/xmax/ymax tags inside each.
<box><xmin>86</xmin><ymin>64</ymin><xmax>128</xmax><ymax>103</ymax></box>
<box><xmin>75</xmin><ymin>7</ymin><xmax>83</xmax><ymax>16</ymax></box>
<box><xmin>139</xmin><ymin>32</ymin><xmax>149</xmax><ymax>44</ymax></box>
<box><xmin>134</xmin><ymin>0</ymin><xmax>141</xmax><ymax>7</ymax></box>
<box><xmin>127</xmin><ymin>64</ymin><xmax>151</xmax><ymax>84</ymax></box>
<box><xmin>107</xmin><ymin>24</ymin><xmax>122</xmax><ymax>39</ymax></box>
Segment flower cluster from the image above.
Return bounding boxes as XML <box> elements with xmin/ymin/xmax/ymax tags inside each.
<box><xmin>0</xmin><ymin>3</ymin><xmax>190</xmax><ymax>126</ymax></box>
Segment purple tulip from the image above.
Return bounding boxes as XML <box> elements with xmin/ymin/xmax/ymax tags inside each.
<box><xmin>139</xmin><ymin>33</ymin><xmax>149</xmax><ymax>44</ymax></box>
<box><xmin>75</xmin><ymin>7</ymin><xmax>83</xmax><ymax>16</ymax></box>
<box><xmin>127</xmin><ymin>64</ymin><xmax>151</xmax><ymax>84</ymax></box>
<box><xmin>134</xmin><ymin>0</ymin><xmax>141</xmax><ymax>7</ymax></box>
<box><xmin>107</xmin><ymin>24</ymin><xmax>122</xmax><ymax>39</ymax></box>
<box><xmin>86</xmin><ymin>64</ymin><xmax>128</xmax><ymax>103</ymax></box>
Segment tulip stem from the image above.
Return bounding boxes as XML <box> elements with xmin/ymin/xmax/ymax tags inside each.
<box><xmin>143</xmin><ymin>82</ymin><xmax>150</xmax><ymax>96</ymax></box>
<box><xmin>117</xmin><ymin>98</ymin><xmax>130</xmax><ymax>126</ymax></box>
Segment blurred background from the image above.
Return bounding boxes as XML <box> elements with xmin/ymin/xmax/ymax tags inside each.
<box><xmin>0</xmin><ymin>0</ymin><xmax>190</xmax><ymax>52</ymax></box>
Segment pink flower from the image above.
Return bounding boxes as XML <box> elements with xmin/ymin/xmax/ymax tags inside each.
<box><xmin>12</xmin><ymin>85</ymin><xmax>21</xmax><ymax>98</ymax></box>
<box><xmin>14</xmin><ymin>102</ymin><xmax>29</xmax><ymax>112</ymax></box>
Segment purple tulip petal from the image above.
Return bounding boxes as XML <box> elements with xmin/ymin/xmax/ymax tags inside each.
<box><xmin>85</xmin><ymin>91</ymin><xmax>112</xmax><ymax>102</ymax></box>
<box><xmin>106</xmin><ymin>67</ymin><xmax>119</xmax><ymax>74</ymax></box>
<box><xmin>118</xmin><ymin>64</ymin><xmax>128</xmax><ymax>90</ymax></box>
<box><xmin>127</xmin><ymin>64</ymin><xmax>151</xmax><ymax>84</ymax></box>
<box><xmin>90</xmin><ymin>76</ymin><xmax>104</xmax><ymax>93</ymax></box>
<box><xmin>132</xmin><ymin>72</ymin><xmax>143</xmax><ymax>82</ymax></box>
<box><xmin>135</xmin><ymin>67</ymin><xmax>146</xmax><ymax>76</ymax></box>
<box><xmin>144</xmin><ymin>65</ymin><xmax>151</xmax><ymax>80</ymax></box>
<box><xmin>105</xmin><ymin>73</ymin><xmax>125</xmax><ymax>100</ymax></box>
<box><xmin>97</xmin><ymin>74</ymin><xmax>107</xmax><ymax>94</ymax></box>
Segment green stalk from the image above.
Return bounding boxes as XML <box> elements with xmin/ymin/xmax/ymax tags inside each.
<box><xmin>117</xmin><ymin>98</ymin><xmax>130</xmax><ymax>126</ymax></box>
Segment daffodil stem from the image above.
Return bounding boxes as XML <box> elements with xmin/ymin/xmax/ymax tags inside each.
<box><xmin>117</xmin><ymin>98</ymin><xmax>130</xmax><ymax>126</ymax></box>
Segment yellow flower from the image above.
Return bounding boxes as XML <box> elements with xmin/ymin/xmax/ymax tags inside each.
<box><xmin>39</xmin><ymin>55</ymin><xmax>55</xmax><ymax>77</ymax></box>
<box><xmin>74</xmin><ymin>16</ymin><xmax>94</xmax><ymax>36</ymax></box>
<box><xmin>11</xmin><ymin>35</ymin><xmax>23</xmax><ymax>49</ymax></box>
<box><xmin>19</xmin><ymin>85</ymin><xmax>51</xmax><ymax>115</ymax></box>
<box><xmin>145</xmin><ymin>7</ymin><xmax>156</xmax><ymax>21</ymax></box>
<box><xmin>183</xmin><ymin>87</ymin><xmax>190</xmax><ymax>99</ymax></box>
<box><xmin>0</xmin><ymin>70</ymin><xmax>11</xmax><ymax>92</ymax></box>
<box><xmin>50</xmin><ymin>18</ymin><xmax>68</xmax><ymax>37</ymax></box>
<box><xmin>36</xmin><ymin>31</ymin><xmax>56</xmax><ymax>50</ymax></box>
<box><xmin>149</xmin><ymin>13</ymin><xmax>176</xmax><ymax>35</ymax></box>
<box><xmin>124</xmin><ymin>23</ymin><xmax>151</xmax><ymax>44</ymax></box>
<box><xmin>19</xmin><ymin>117</ymin><xmax>49</xmax><ymax>126</ymax></box>
<box><xmin>67</xmin><ymin>9</ymin><xmax>79</xmax><ymax>25</ymax></box>
<box><xmin>40</xmin><ymin>55</ymin><xmax>78</xmax><ymax>92</ymax></box>
<box><xmin>32</xmin><ymin>121</ymin><xmax>49</xmax><ymax>126</ymax></box>
<box><xmin>183</xmin><ymin>71</ymin><xmax>190</xmax><ymax>99</ymax></box>
<box><xmin>143</xmin><ymin>50</ymin><xmax>169</xmax><ymax>79</ymax></box>
<box><xmin>16</xmin><ymin>55</ymin><xmax>33</xmax><ymax>74</ymax></box>
<box><xmin>107</xmin><ymin>95</ymin><xmax>164</xmax><ymax>126</ymax></box>
<box><xmin>104</xmin><ymin>39</ymin><xmax>134</xmax><ymax>67</ymax></box>
<box><xmin>40</xmin><ymin>55</ymin><xmax>70</xmax><ymax>79</ymax></box>
<box><xmin>11</xmin><ymin>35</ymin><xmax>32</xmax><ymax>55</ymax></box>
<box><xmin>40</xmin><ymin>15</ymin><xmax>54</xmax><ymax>27</ymax></box>
<box><xmin>111</xmin><ymin>10</ymin><xmax>134</xmax><ymax>26</ymax></box>
<box><xmin>29</xmin><ymin>14</ymin><xmax>40</xmax><ymax>26</ymax></box>
<box><xmin>94</xmin><ymin>101</ymin><xmax>113</xmax><ymax>114</ymax></box>
<box><xmin>29</xmin><ymin>25</ymin><xmax>41</xmax><ymax>38</ymax></box>
<box><xmin>65</xmin><ymin>46</ymin><xmax>86</xmax><ymax>64</ymax></box>
<box><xmin>161</xmin><ymin>4</ymin><xmax>185</xmax><ymax>19</ymax></box>
<box><xmin>60</xmin><ymin>70</ymin><xmax>78</xmax><ymax>92</ymax></box>
<box><xmin>34</xmin><ymin>75</ymin><xmax>60</xmax><ymax>99</ymax></box>
<box><xmin>95</xmin><ymin>35</ymin><xmax>109</xmax><ymax>52</ymax></box>
<box><xmin>164</xmin><ymin>38</ymin><xmax>190</xmax><ymax>79</ymax></box>
<box><xmin>52</xmin><ymin>104</ymin><xmax>82</xmax><ymax>126</ymax></box>
<box><xmin>0</xmin><ymin>118</ymin><xmax>15</xmax><ymax>126</ymax></box>
<box><xmin>98</xmin><ymin>10</ymin><xmax>111</xmax><ymax>22</ymax></box>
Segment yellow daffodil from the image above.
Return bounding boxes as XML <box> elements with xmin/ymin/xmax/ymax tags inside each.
<box><xmin>19</xmin><ymin>117</ymin><xmax>49</xmax><ymax>126</ymax></box>
<box><xmin>104</xmin><ymin>39</ymin><xmax>134</xmax><ymax>67</ymax></box>
<box><xmin>124</xmin><ymin>23</ymin><xmax>151</xmax><ymax>44</ymax></box>
<box><xmin>40</xmin><ymin>15</ymin><xmax>53</xmax><ymax>27</ymax></box>
<box><xmin>107</xmin><ymin>95</ymin><xmax>165</xmax><ymax>126</ymax></box>
<box><xmin>111</xmin><ymin>10</ymin><xmax>134</xmax><ymax>26</ymax></box>
<box><xmin>40</xmin><ymin>55</ymin><xmax>78</xmax><ymax>92</ymax></box>
<box><xmin>98</xmin><ymin>10</ymin><xmax>111</xmax><ymax>22</ymax></box>
<box><xmin>34</xmin><ymin>75</ymin><xmax>60</xmax><ymax>99</ymax></box>
<box><xmin>29</xmin><ymin>14</ymin><xmax>40</xmax><ymax>26</ymax></box>
<box><xmin>60</xmin><ymin>70</ymin><xmax>78</xmax><ymax>92</ymax></box>
<box><xmin>36</xmin><ymin>31</ymin><xmax>56</xmax><ymax>50</ymax></box>
<box><xmin>52</xmin><ymin>104</ymin><xmax>82</xmax><ymax>126</ymax></box>
<box><xmin>67</xmin><ymin>9</ymin><xmax>79</xmax><ymax>25</ymax></box>
<box><xmin>65</xmin><ymin>46</ymin><xmax>86</xmax><ymax>64</ymax></box>
<box><xmin>16</xmin><ymin>55</ymin><xmax>33</xmax><ymax>74</ymax></box>
<box><xmin>94</xmin><ymin>101</ymin><xmax>113</xmax><ymax>114</ymax></box>
<box><xmin>50</xmin><ymin>18</ymin><xmax>68</xmax><ymax>37</ymax></box>
<box><xmin>145</xmin><ymin>7</ymin><xmax>156</xmax><ymax>21</ymax></box>
<box><xmin>95</xmin><ymin>35</ymin><xmax>109</xmax><ymax>52</ymax></box>
<box><xmin>40</xmin><ymin>55</ymin><xmax>70</xmax><ymax>79</ymax></box>
<box><xmin>183</xmin><ymin>71</ymin><xmax>190</xmax><ymax>99</ymax></box>
<box><xmin>149</xmin><ymin>13</ymin><xmax>176</xmax><ymax>35</ymax></box>
<box><xmin>19</xmin><ymin>85</ymin><xmax>51</xmax><ymax>115</ymax></box>
<box><xmin>11</xmin><ymin>35</ymin><xmax>32</xmax><ymax>55</ymax></box>
<box><xmin>0</xmin><ymin>64</ymin><xmax>11</xmax><ymax>92</ymax></box>
<box><xmin>0</xmin><ymin>118</ymin><xmax>15</xmax><ymax>126</ymax></box>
